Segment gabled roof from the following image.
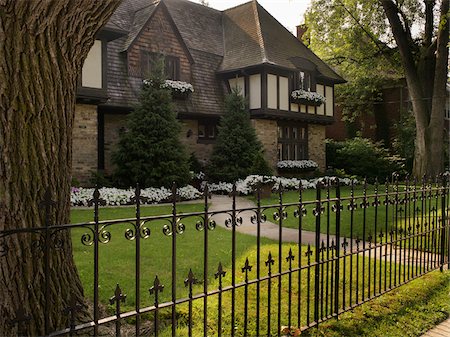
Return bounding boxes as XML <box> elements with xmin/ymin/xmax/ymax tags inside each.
<box><xmin>220</xmin><ymin>0</ymin><xmax>345</xmax><ymax>83</ymax></box>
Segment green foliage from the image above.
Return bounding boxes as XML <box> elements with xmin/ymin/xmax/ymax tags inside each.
<box><xmin>250</xmin><ymin>151</ymin><xmax>273</xmax><ymax>177</ymax></box>
<box><xmin>392</xmin><ymin>111</ymin><xmax>416</xmax><ymax>173</ymax></box>
<box><xmin>207</xmin><ymin>89</ymin><xmax>269</xmax><ymax>182</ymax></box>
<box><xmin>112</xmin><ymin>68</ymin><xmax>190</xmax><ymax>188</ymax></box>
<box><xmin>304</xmin><ymin>0</ymin><xmax>403</xmax><ymax>122</ymax></box>
<box><xmin>89</xmin><ymin>170</ymin><xmax>113</xmax><ymax>188</ymax></box>
<box><xmin>188</xmin><ymin>152</ymin><xmax>203</xmax><ymax>173</ymax></box>
<box><xmin>326</xmin><ymin>137</ymin><xmax>405</xmax><ymax>180</ymax></box>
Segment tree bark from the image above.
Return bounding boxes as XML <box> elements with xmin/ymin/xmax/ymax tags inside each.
<box><xmin>0</xmin><ymin>1</ymin><xmax>119</xmax><ymax>335</ymax></box>
<box><xmin>381</xmin><ymin>0</ymin><xmax>449</xmax><ymax>177</ymax></box>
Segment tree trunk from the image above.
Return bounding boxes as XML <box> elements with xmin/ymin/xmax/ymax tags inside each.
<box><xmin>381</xmin><ymin>0</ymin><xmax>449</xmax><ymax>178</ymax></box>
<box><xmin>0</xmin><ymin>1</ymin><xmax>119</xmax><ymax>335</ymax></box>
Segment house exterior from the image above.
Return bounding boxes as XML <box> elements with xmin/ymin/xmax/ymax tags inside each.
<box><xmin>73</xmin><ymin>0</ymin><xmax>345</xmax><ymax>184</ymax></box>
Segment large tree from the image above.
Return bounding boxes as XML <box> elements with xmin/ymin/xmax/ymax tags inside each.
<box><xmin>305</xmin><ymin>0</ymin><xmax>449</xmax><ymax>177</ymax></box>
<box><xmin>381</xmin><ymin>0</ymin><xmax>449</xmax><ymax>177</ymax></box>
<box><xmin>0</xmin><ymin>1</ymin><xmax>119</xmax><ymax>335</ymax></box>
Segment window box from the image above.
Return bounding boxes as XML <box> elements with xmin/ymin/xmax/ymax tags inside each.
<box><xmin>291</xmin><ymin>89</ymin><xmax>325</xmax><ymax>106</ymax></box>
<box><xmin>277</xmin><ymin>160</ymin><xmax>318</xmax><ymax>177</ymax></box>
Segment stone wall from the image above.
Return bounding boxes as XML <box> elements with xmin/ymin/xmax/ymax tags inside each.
<box><xmin>308</xmin><ymin>124</ymin><xmax>326</xmax><ymax>171</ymax></box>
<box><xmin>72</xmin><ymin>104</ymin><xmax>98</xmax><ymax>184</ymax></box>
<box><xmin>180</xmin><ymin>119</ymin><xmax>214</xmax><ymax>166</ymax></box>
<box><xmin>252</xmin><ymin>119</ymin><xmax>278</xmax><ymax>170</ymax></box>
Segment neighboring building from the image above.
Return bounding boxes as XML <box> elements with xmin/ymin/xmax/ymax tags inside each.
<box><xmin>73</xmin><ymin>0</ymin><xmax>345</xmax><ymax>184</ymax></box>
<box><xmin>326</xmin><ymin>82</ymin><xmax>410</xmax><ymax>147</ymax></box>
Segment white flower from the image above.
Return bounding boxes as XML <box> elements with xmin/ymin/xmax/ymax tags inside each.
<box><xmin>277</xmin><ymin>160</ymin><xmax>318</xmax><ymax>170</ymax></box>
<box><xmin>143</xmin><ymin>79</ymin><xmax>194</xmax><ymax>93</ymax></box>
<box><xmin>71</xmin><ymin>185</ymin><xmax>201</xmax><ymax>206</ymax></box>
<box><xmin>291</xmin><ymin>89</ymin><xmax>325</xmax><ymax>104</ymax></box>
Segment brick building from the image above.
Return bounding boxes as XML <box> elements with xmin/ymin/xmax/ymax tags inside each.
<box><xmin>73</xmin><ymin>0</ymin><xmax>345</xmax><ymax>184</ymax></box>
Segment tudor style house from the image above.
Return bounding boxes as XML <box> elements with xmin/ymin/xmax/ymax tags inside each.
<box><xmin>73</xmin><ymin>0</ymin><xmax>345</xmax><ymax>183</ymax></box>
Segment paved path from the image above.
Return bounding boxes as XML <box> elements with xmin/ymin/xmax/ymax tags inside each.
<box><xmin>421</xmin><ymin>318</ymin><xmax>450</xmax><ymax>337</ymax></box>
<box><xmin>209</xmin><ymin>195</ymin><xmax>341</xmax><ymax>246</ymax></box>
<box><xmin>209</xmin><ymin>194</ymin><xmax>442</xmax><ymax>269</ymax></box>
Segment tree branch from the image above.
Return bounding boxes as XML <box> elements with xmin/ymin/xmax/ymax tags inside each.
<box><xmin>424</xmin><ymin>0</ymin><xmax>435</xmax><ymax>47</ymax></box>
<box><xmin>335</xmin><ymin>0</ymin><xmax>398</xmax><ymax>68</ymax></box>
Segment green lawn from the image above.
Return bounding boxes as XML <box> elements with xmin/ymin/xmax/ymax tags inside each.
<box><xmin>70</xmin><ymin>202</ymin><xmax>449</xmax><ymax>336</ymax></box>
<box><xmin>251</xmin><ymin>185</ymin><xmax>445</xmax><ymax>240</ymax></box>
<box><xmin>71</xmin><ymin>204</ymin><xmax>274</xmax><ymax>312</ymax></box>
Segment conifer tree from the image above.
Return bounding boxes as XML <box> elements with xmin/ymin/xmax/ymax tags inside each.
<box><xmin>113</xmin><ymin>64</ymin><xmax>190</xmax><ymax>188</ymax></box>
<box><xmin>207</xmin><ymin>89</ymin><xmax>270</xmax><ymax>182</ymax></box>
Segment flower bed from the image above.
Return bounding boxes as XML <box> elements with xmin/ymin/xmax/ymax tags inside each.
<box><xmin>291</xmin><ymin>89</ymin><xmax>325</xmax><ymax>106</ymax></box>
<box><xmin>71</xmin><ymin>176</ymin><xmax>358</xmax><ymax>206</ymax></box>
<box><xmin>71</xmin><ymin>185</ymin><xmax>202</xmax><ymax>207</ymax></box>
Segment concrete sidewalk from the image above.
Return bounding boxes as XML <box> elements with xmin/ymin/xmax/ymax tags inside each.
<box><xmin>209</xmin><ymin>194</ymin><xmax>342</xmax><ymax>246</ymax></box>
<box><xmin>421</xmin><ymin>318</ymin><xmax>450</xmax><ymax>337</ymax></box>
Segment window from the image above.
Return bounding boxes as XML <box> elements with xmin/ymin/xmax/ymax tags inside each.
<box><xmin>277</xmin><ymin>123</ymin><xmax>308</xmax><ymax>160</ymax></box>
<box><xmin>198</xmin><ymin>121</ymin><xmax>217</xmax><ymax>141</ymax></box>
<box><xmin>291</xmin><ymin>70</ymin><xmax>314</xmax><ymax>91</ymax></box>
<box><xmin>142</xmin><ymin>52</ymin><xmax>180</xmax><ymax>80</ymax></box>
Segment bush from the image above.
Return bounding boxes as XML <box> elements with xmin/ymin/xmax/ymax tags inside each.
<box><xmin>326</xmin><ymin>137</ymin><xmax>405</xmax><ymax>181</ymax></box>
<box><xmin>112</xmin><ymin>63</ymin><xmax>190</xmax><ymax>188</ymax></box>
<box><xmin>207</xmin><ymin>89</ymin><xmax>271</xmax><ymax>182</ymax></box>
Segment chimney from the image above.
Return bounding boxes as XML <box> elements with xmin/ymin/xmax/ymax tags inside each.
<box><xmin>296</xmin><ymin>24</ymin><xmax>308</xmax><ymax>40</ymax></box>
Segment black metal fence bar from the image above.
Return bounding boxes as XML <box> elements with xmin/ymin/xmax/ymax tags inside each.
<box><xmin>1</xmin><ymin>175</ymin><xmax>449</xmax><ymax>336</ymax></box>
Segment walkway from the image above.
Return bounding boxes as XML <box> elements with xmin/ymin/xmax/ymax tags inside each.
<box><xmin>209</xmin><ymin>194</ymin><xmax>340</xmax><ymax>245</ymax></box>
<box><xmin>421</xmin><ymin>318</ymin><xmax>450</xmax><ymax>337</ymax></box>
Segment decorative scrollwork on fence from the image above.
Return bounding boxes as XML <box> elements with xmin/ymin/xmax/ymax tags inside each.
<box><xmin>163</xmin><ymin>224</ymin><xmax>172</xmax><ymax>236</ymax></box>
<box><xmin>250</xmin><ymin>212</ymin><xmax>267</xmax><ymax>224</ymax></box>
<box><xmin>273</xmin><ymin>210</ymin><xmax>288</xmax><ymax>221</ymax></box>
<box><xmin>99</xmin><ymin>228</ymin><xmax>111</xmax><ymax>244</ymax></box>
<box><xmin>81</xmin><ymin>231</ymin><xmax>94</xmax><ymax>246</ymax></box>
<box><xmin>125</xmin><ymin>228</ymin><xmax>136</xmax><ymax>241</ymax></box>
<box><xmin>294</xmin><ymin>207</ymin><xmax>307</xmax><ymax>217</ymax></box>
<box><xmin>196</xmin><ymin>218</ymin><xmax>217</xmax><ymax>231</ymax></box>
<box><xmin>196</xmin><ymin>220</ymin><xmax>205</xmax><ymax>231</ymax></box>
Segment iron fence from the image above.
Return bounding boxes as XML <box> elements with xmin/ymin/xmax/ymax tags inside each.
<box><xmin>1</xmin><ymin>175</ymin><xmax>449</xmax><ymax>336</ymax></box>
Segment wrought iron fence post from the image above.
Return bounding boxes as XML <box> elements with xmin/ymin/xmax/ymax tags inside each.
<box><xmin>314</xmin><ymin>181</ymin><xmax>322</xmax><ymax>325</ymax></box>
<box><xmin>334</xmin><ymin>180</ymin><xmax>341</xmax><ymax>318</ymax></box>
<box><xmin>134</xmin><ymin>184</ymin><xmax>141</xmax><ymax>336</ymax></box>
<box><xmin>92</xmin><ymin>187</ymin><xmax>100</xmax><ymax>336</ymax></box>
<box><xmin>109</xmin><ymin>284</ymin><xmax>126</xmax><ymax>337</ymax></box>
<box><xmin>149</xmin><ymin>276</ymin><xmax>164</xmax><ymax>337</ymax></box>
<box><xmin>441</xmin><ymin>174</ymin><xmax>447</xmax><ymax>271</ymax></box>
<box><xmin>171</xmin><ymin>182</ymin><xmax>178</xmax><ymax>337</ymax></box>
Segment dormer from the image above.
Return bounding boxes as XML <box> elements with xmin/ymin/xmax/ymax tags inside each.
<box><xmin>77</xmin><ymin>27</ymin><xmax>126</xmax><ymax>104</ymax></box>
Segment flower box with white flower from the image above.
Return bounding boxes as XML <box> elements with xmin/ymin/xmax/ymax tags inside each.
<box><xmin>143</xmin><ymin>79</ymin><xmax>194</xmax><ymax>100</ymax></box>
<box><xmin>277</xmin><ymin>160</ymin><xmax>319</xmax><ymax>177</ymax></box>
<box><xmin>162</xmin><ymin>80</ymin><xmax>194</xmax><ymax>100</ymax></box>
<box><xmin>290</xmin><ymin>89</ymin><xmax>325</xmax><ymax>106</ymax></box>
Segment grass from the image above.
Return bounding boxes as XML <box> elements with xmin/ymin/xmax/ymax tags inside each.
<box><xmin>251</xmin><ymin>185</ymin><xmax>446</xmax><ymax>240</ymax></box>
<box><xmin>303</xmin><ymin>270</ymin><xmax>450</xmax><ymax>337</ymax></box>
<box><xmin>71</xmin><ymin>204</ymin><xmax>274</xmax><ymax>312</ymax></box>
<box><xmin>159</xmin><ymin>243</ymin><xmax>450</xmax><ymax>336</ymax></box>
<box><xmin>71</xmin><ymin>202</ymin><xmax>449</xmax><ymax>336</ymax></box>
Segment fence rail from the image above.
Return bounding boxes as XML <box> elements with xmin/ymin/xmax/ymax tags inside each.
<box><xmin>1</xmin><ymin>175</ymin><xmax>449</xmax><ymax>336</ymax></box>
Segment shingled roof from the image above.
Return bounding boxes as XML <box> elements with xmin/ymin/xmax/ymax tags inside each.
<box><xmin>103</xmin><ymin>0</ymin><xmax>344</xmax><ymax>110</ymax></box>
<box><xmin>220</xmin><ymin>1</ymin><xmax>345</xmax><ymax>83</ymax></box>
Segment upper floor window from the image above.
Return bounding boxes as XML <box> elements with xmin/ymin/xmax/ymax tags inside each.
<box><xmin>292</xmin><ymin>70</ymin><xmax>314</xmax><ymax>91</ymax></box>
<box><xmin>142</xmin><ymin>52</ymin><xmax>180</xmax><ymax>80</ymax></box>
